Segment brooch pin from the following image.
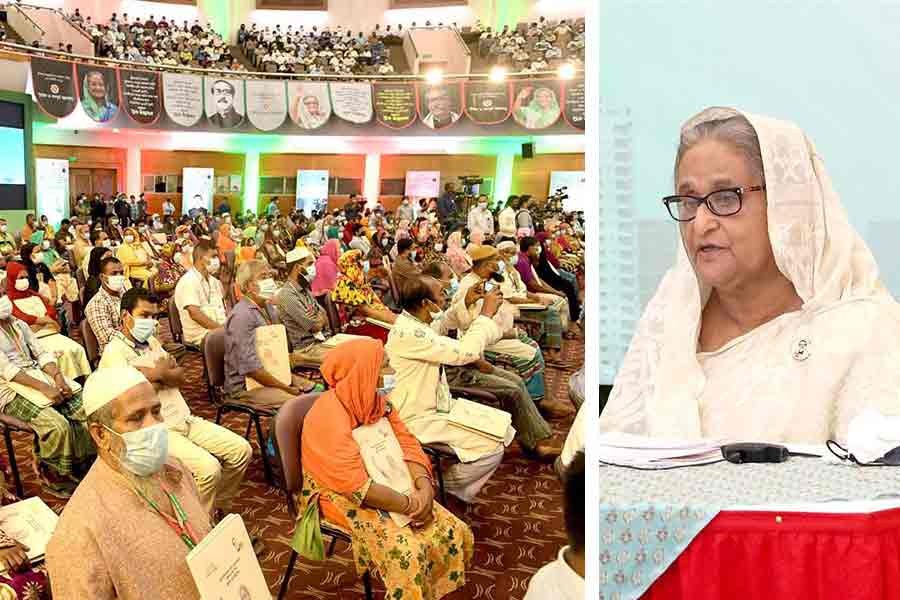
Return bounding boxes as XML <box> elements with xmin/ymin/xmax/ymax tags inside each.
<box><xmin>791</xmin><ymin>338</ymin><xmax>810</xmax><ymax>361</ymax></box>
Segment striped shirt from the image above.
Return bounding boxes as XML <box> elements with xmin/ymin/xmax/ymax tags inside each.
<box><xmin>85</xmin><ymin>287</ymin><xmax>121</xmax><ymax>354</ymax></box>
<box><xmin>275</xmin><ymin>279</ymin><xmax>326</xmax><ymax>351</ymax></box>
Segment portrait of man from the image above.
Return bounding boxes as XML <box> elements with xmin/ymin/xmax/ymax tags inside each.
<box><xmin>421</xmin><ymin>85</ymin><xmax>461</xmax><ymax>129</ymax></box>
<box><xmin>208</xmin><ymin>79</ymin><xmax>244</xmax><ymax>128</ymax></box>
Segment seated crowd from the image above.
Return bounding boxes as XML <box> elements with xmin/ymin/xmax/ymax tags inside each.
<box><xmin>0</xmin><ymin>186</ymin><xmax>584</xmax><ymax>598</ymax></box>
<box><xmin>475</xmin><ymin>17</ymin><xmax>585</xmax><ymax>73</ymax></box>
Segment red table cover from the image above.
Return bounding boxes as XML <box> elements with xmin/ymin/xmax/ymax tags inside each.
<box><xmin>642</xmin><ymin>508</ymin><xmax>900</xmax><ymax>600</ymax></box>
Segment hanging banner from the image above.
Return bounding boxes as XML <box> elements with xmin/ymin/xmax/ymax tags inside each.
<box><xmin>511</xmin><ymin>80</ymin><xmax>562</xmax><ymax>130</ymax></box>
<box><xmin>31</xmin><ymin>60</ymin><xmax>584</xmax><ymax>135</ymax></box>
<box><xmin>329</xmin><ymin>82</ymin><xmax>373</xmax><ymax>124</ymax></box>
<box><xmin>30</xmin><ymin>58</ymin><xmax>78</xmax><ymax>118</ymax></box>
<box><xmin>163</xmin><ymin>72</ymin><xmax>204</xmax><ymax>127</ymax></box>
<box><xmin>463</xmin><ymin>81</ymin><xmax>512</xmax><ymax>125</ymax></box>
<box><xmin>287</xmin><ymin>81</ymin><xmax>331</xmax><ymax>130</ymax></box>
<box><xmin>205</xmin><ymin>77</ymin><xmax>245</xmax><ymax>129</ymax></box>
<box><xmin>563</xmin><ymin>79</ymin><xmax>585</xmax><ymax>130</ymax></box>
<box><xmin>417</xmin><ymin>82</ymin><xmax>463</xmax><ymax>130</ymax></box>
<box><xmin>76</xmin><ymin>64</ymin><xmax>120</xmax><ymax>123</ymax></box>
<box><xmin>119</xmin><ymin>68</ymin><xmax>161</xmax><ymax>125</ymax></box>
<box><xmin>245</xmin><ymin>79</ymin><xmax>287</xmax><ymax>132</ymax></box>
<box><xmin>373</xmin><ymin>82</ymin><xmax>417</xmax><ymax>129</ymax></box>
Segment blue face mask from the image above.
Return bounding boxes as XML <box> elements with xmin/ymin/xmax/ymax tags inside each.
<box><xmin>497</xmin><ymin>261</ymin><xmax>506</xmax><ymax>274</ymax></box>
<box><xmin>129</xmin><ymin>317</ymin><xmax>157</xmax><ymax>343</ymax></box>
<box><xmin>449</xmin><ymin>276</ymin><xmax>459</xmax><ymax>295</ymax></box>
<box><xmin>105</xmin><ymin>422</ymin><xmax>168</xmax><ymax>477</ymax></box>
<box><xmin>305</xmin><ymin>264</ymin><xmax>317</xmax><ymax>281</ymax></box>
<box><xmin>362</xmin><ymin>260</ymin><xmax>370</xmax><ymax>273</ymax></box>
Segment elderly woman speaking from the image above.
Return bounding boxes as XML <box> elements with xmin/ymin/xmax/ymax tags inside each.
<box><xmin>601</xmin><ymin>107</ymin><xmax>900</xmax><ymax>443</ymax></box>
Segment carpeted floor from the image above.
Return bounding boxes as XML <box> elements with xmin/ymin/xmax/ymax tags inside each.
<box><xmin>5</xmin><ymin>329</ymin><xmax>583</xmax><ymax>599</ymax></box>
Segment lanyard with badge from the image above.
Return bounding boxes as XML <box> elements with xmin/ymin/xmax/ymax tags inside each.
<box><xmin>133</xmin><ymin>479</ymin><xmax>200</xmax><ymax>550</ymax></box>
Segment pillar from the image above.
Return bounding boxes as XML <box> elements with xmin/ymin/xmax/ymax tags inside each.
<box><xmin>364</xmin><ymin>152</ymin><xmax>381</xmax><ymax>207</ymax></box>
<box><xmin>126</xmin><ymin>146</ymin><xmax>141</xmax><ymax>198</ymax></box>
<box><xmin>494</xmin><ymin>151</ymin><xmax>515</xmax><ymax>208</ymax></box>
<box><xmin>243</xmin><ymin>149</ymin><xmax>260</xmax><ymax>215</ymax></box>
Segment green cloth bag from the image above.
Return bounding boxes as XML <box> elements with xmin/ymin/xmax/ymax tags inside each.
<box><xmin>290</xmin><ymin>492</ymin><xmax>325</xmax><ymax>560</ymax></box>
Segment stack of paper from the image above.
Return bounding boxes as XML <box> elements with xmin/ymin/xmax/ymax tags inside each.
<box><xmin>0</xmin><ymin>497</ymin><xmax>58</xmax><ymax>574</ymax></box>
<box><xmin>447</xmin><ymin>398</ymin><xmax>515</xmax><ymax>444</ymax></box>
<box><xmin>187</xmin><ymin>513</ymin><xmax>271</xmax><ymax>600</ymax></box>
<box><xmin>598</xmin><ymin>432</ymin><xmax>725</xmax><ymax>469</ymax></box>
<box><xmin>516</xmin><ymin>303</ymin><xmax>547</xmax><ymax>311</ymax></box>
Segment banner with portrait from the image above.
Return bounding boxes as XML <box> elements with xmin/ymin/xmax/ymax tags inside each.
<box><xmin>31</xmin><ymin>58</ymin><xmax>78</xmax><ymax>118</ymax></box>
<box><xmin>76</xmin><ymin>64</ymin><xmax>120</xmax><ymax>123</ymax></box>
<box><xmin>417</xmin><ymin>82</ymin><xmax>463</xmax><ymax>131</ymax></box>
<box><xmin>329</xmin><ymin>82</ymin><xmax>373</xmax><ymax>124</ymax></box>
<box><xmin>562</xmin><ymin>79</ymin><xmax>585</xmax><ymax>130</ymax></box>
<box><xmin>511</xmin><ymin>80</ymin><xmax>563</xmax><ymax>130</ymax></box>
<box><xmin>373</xmin><ymin>82</ymin><xmax>417</xmax><ymax>129</ymax></box>
<box><xmin>287</xmin><ymin>81</ymin><xmax>331</xmax><ymax>130</ymax></box>
<box><xmin>162</xmin><ymin>72</ymin><xmax>204</xmax><ymax>127</ymax></box>
<box><xmin>30</xmin><ymin>60</ymin><xmax>584</xmax><ymax>135</ymax></box>
<box><xmin>119</xmin><ymin>69</ymin><xmax>161</xmax><ymax>125</ymax></box>
<box><xmin>463</xmin><ymin>81</ymin><xmax>512</xmax><ymax>125</ymax></box>
<box><xmin>205</xmin><ymin>77</ymin><xmax>245</xmax><ymax>129</ymax></box>
<box><xmin>245</xmin><ymin>79</ymin><xmax>286</xmax><ymax>132</ymax></box>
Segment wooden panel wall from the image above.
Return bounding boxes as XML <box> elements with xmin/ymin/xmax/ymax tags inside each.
<box><xmin>141</xmin><ymin>150</ymin><xmax>245</xmax><ymax>216</ymax></box>
<box><xmin>512</xmin><ymin>153</ymin><xmax>585</xmax><ymax>201</ymax></box>
<box><xmin>34</xmin><ymin>144</ymin><xmax>127</xmax><ymax>192</ymax></box>
<box><xmin>379</xmin><ymin>154</ymin><xmax>497</xmax><ymax>210</ymax></box>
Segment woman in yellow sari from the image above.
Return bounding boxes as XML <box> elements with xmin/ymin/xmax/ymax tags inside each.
<box><xmin>331</xmin><ymin>249</ymin><xmax>396</xmax><ymax>342</ymax></box>
<box><xmin>115</xmin><ymin>227</ymin><xmax>154</xmax><ymax>285</ymax></box>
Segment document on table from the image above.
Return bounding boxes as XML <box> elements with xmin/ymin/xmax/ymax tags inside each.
<box><xmin>186</xmin><ymin>513</ymin><xmax>271</xmax><ymax>600</ymax></box>
<box><xmin>598</xmin><ymin>432</ymin><xmax>725</xmax><ymax>468</ymax></box>
<box><xmin>0</xmin><ymin>497</ymin><xmax>58</xmax><ymax>574</ymax></box>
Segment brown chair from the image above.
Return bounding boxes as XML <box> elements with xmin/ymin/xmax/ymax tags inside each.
<box><xmin>0</xmin><ymin>414</ymin><xmax>38</xmax><ymax>498</ymax></box>
<box><xmin>270</xmin><ymin>393</ymin><xmax>373</xmax><ymax>600</ymax></box>
<box><xmin>201</xmin><ymin>328</ymin><xmax>277</xmax><ymax>485</ymax></box>
<box><xmin>80</xmin><ymin>317</ymin><xmax>101</xmax><ymax>368</ymax></box>
<box><xmin>168</xmin><ymin>298</ymin><xmax>200</xmax><ymax>352</ymax></box>
<box><xmin>320</xmin><ymin>294</ymin><xmax>342</xmax><ymax>336</ymax></box>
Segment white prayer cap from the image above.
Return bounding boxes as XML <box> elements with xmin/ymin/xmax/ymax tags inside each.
<box><xmin>497</xmin><ymin>241</ymin><xmax>517</xmax><ymax>252</ymax></box>
<box><xmin>82</xmin><ymin>367</ymin><xmax>150</xmax><ymax>416</ymax></box>
<box><xmin>286</xmin><ymin>247</ymin><xmax>312</xmax><ymax>265</ymax></box>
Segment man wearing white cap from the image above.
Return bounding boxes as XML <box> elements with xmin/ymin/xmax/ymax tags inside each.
<box><xmin>100</xmin><ymin>286</ymin><xmax>252</xmax><ymax>515</ymax></box>
<box><xmin>46</xmin><ymin>367</ymin><xmax>212</xmax><ymax>599</ymax></box>
<box><xmin>275</xmin><ymin>247</ymin><xmax>331</xmax><ymax>368</ymax></box>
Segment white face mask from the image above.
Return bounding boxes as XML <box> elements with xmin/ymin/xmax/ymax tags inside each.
<box><xmin>256</xmin><ymin>277</ymin><xmax>277</xmax><ymax>299</ymax></box>
<box><xmin>124</xmin><ymin>235</ymin><xmax>134</xmax><ymax>244</ymax></box>
<box><xmin>206</xmin><ymin>257</ymin><xmax>220</xmax><ymax>273</ymax></box>
<box><xmin>104</xmin><ymin>422</ymin><xmax>168</xmax><ymax>477</ymax></box>
<box><xmin>434</xmin><ymin>243</ymin><xmax>444</xmax><ymax>252</ymax></box>
<box><xmin>105</xmin><ymin>274</ymin><xmax>126</xmax><ymax>292</ymax></box>
<box><xmin>101</xmin><ymin>240</ymin><xmax>111</xmax><ymax>248</ymax></box>
<box><xmin>41</xmin><ymin>241</ymin><xmax>50</xmax><ymax>250</ymax></box>
<box><xmin>32</xmin><ymin>252</ymin><xmax>44</xmax><ymax>263</ymax></box>
<box><xmin>14</xmin><ymin>278</ymin><xmax>29</xmax><ymax>292</ymax></box>
<box><xmin>0</xmin><ymin>295</ymin><xmax>11</xmax><ymax>319</ymax></box>
<box><xmin>479</xmin><ymin>202</ymin><xmax>488</xmax><ymax>209</ymax></box>
<box><xmin>0</xmin><ymin>225</ymin><xmax>7</xmax><ymax>233</ymax></box>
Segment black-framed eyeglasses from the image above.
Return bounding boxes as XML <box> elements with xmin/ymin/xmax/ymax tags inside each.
<box><xmin>662</xmin><ymin>185</ymin><xmax>766</xmax><ymax>222</ymax></box>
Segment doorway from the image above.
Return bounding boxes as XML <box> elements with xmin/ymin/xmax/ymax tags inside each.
<box><xmin>70</xmin><ymin>168</ymin><xmax>117</xmax><ymax>205</ymax></box>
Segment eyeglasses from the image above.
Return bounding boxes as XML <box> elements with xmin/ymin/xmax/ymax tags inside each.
<box><xmin>662</xmin><ymin>185</ymin><xmax>766</xmax><ymax>222</ymax></box>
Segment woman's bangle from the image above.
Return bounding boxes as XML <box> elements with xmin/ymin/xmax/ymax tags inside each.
<box><xmin>414</xmin><ymin>475</ymin><xmax>432</xmax><ymax>488</ymax></box>
<box><xmin>402</xmin><ymin>494</ymin><xmax>412</xmax><ymax>514</ymax></box>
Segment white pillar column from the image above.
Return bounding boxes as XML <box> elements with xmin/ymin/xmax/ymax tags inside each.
<box><xmin>126</xmin><ymin>146</ymin><xmax>141</xmax><ymax>198</ymax></box>
<box><xmin>364</xmin><ymin>152</ymin><xmax>381</xmax><ymax>207</ymax></box>
<box><xmin>244</xmin><ymin>150</ymin><xmax>260</xmax><ymax>215</ymax></box>
<box><xmin>494</xmin><ymin>151</ymin><xmax>515</xmax><ymax>208</ymax></box>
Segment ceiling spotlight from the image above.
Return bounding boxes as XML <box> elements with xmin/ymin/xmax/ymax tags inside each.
<box><xmin>424</xmin><ymin>68</ymin><xmax>444</xmax><ymax>85</ymax></box>
<box><xmin>488</xmin><ymin>66</ymin><xmax>507</xmax><ymax>83</ymax></box>
<box><xmin>558</xmin><ymin>62</ymin><xmax>577</xmax><ymax>80</ymax></box>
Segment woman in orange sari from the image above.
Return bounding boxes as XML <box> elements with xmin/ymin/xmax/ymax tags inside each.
<box><xmin>300</xmin><ymin>339</ymin><xmax>473</xmax><ymax>600</ymax></box>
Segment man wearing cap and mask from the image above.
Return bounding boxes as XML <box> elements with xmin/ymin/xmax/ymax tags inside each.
<box><xmin>275</xmin><ymin>247</ymin><xmax>331</xmax><ymax>368</ymax></box>
<box><xmin>173</xmin><ymin>242</ymin><xmax>226</xmax><ymax>348</ymax></box>
<box><xmin>100</xmin><ymin>287</ymin><xmax>252</xmax><ymax>516</ymax></box>
<box><xmin>450</xmin><ymin>245</ymin><xmax>574</xmax><ymax>420</ymax></box>
<box><xmin>467</xmin><ymin>194</ymin><xmax>495</xmax><ymax>238</ymax></box>
<box><xmin>46</xmin><ymin>367</ymin><xmax>212</xmax><ymax>599</ymax></box>
<box><xmin>225</xmin><ymin>259</ymin><xmax>317</xmax><ymax>409</ymax></box>
<box><xmin>85</xmin><ymin>256</ymin><xmax>127</xmax><ymax>354</ymax></box>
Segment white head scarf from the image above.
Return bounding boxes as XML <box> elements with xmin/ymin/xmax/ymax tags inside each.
<box><xmin>603</xmin><ymin>107</ymin><xmax>900</xmax><ymax>439</ymax></box>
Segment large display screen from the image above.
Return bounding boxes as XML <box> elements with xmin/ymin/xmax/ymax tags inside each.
<box><xmin>0</xmin><ymin>101</ymin><xmax>26</xmax><ymax>210</ymax></box>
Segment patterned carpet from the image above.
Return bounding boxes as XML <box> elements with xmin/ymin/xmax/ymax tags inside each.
<box><xmin>5</xmin><ymin>329</ymin><xmax>583</xmax><ymax>599</ymax></box>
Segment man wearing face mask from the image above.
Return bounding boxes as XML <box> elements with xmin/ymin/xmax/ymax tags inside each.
<box><xmin>275</xmin><ymin>248</ymin><xmax>332</xmax><ymax>368</ymax></box>
<box><xmin>498</xmin><ymin>195</ymin><xmax>519</xmax><ymax>241</ymax></box>
<box><xmin>386</xmin><ymin>275</ymin><xmax>509</xmax><ymax>501</ymax></box>
<box><xmin>397</xmin><ymin>196</ymin><xmax>415</xmax><ymax>223</ymax></box>
<box><xmin>72</xmin><ymin>223</ymin><xmax>93</xmax><ymax>266</ymax></box>
<box><xmin>451</xmin><ymin>246</ymin><xmax>573</xmax><ymax>419</ymax></box>
<box><xmin>392</xmin><ymin>238</ymin><xmax>420</xmax><ymax>287</ymax></box>
<box><xmin>225</xmin><ymin>260</ymin><xmax>316</xmax><ymax>408</ymax></box>
<box><xmin>173</xmin><ymin>243</ymin><xmax>227</xmax><ymax>348</ymax></box>
<box><xmin>100</xmin><ymin>288</ymin><xmax>253</xmax><ymax>516</ymax></box>
<box><xmin>85</xmin><ymin>257</ymin><xmax>127</xmax><ymax>354</ymax></box>
<box><xmin>46</xmin><ymin>367</ymin><xmax>213</xmax><ymax>599</ymax></box>
<box><xmin>467</xmin><ymin>194</ymin><xmax>495</xmax><ymax>238</ymax></box>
